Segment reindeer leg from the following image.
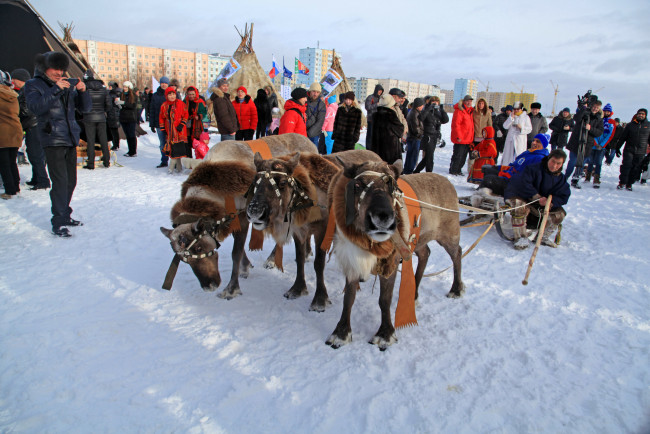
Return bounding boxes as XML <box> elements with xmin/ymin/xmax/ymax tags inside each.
<box><xmin>370</xmin><ymin>270</ymin><xmax>399</xmax><ymax>350</ymax></box>
<box><xmin>284</xmin><ymin>235</ymin><xmax>308</xmax><ymax>299</ymax></box>
<box><xmin>239</xmin><ymin>250</ymin><xmax>253</xmax><ymax>278</ymax></box>
<box><xmin>326</xmin><ymin>278</ymin><xmax>358</xmax><ymax>348</ymax></box>
<box><xmin>217</xmin><ymin>220</ymin><xmax>249</xmax><ymax>300</ymax></box>
<box><xmin>309</xmin><ymin>225</ymin><xmax>331</xmax><ymax>312</ymax></box>
<box><xmin>264</xmin><ymin>244</ymin><xmax>277</xmax><ymax>269</ymax></box>
<box><xmin>413</xmin><ymin>244</ymin><xmax>431</xmax><ymax>304</ymax></box>
<box><xmin>304</xmin><ymin>235</ymin><xmax>313</xmax><ymax>262</ymax></box>
<box><xmin>439</xmin><ymin>239</ymin><xmax>465</xmax><ymax>298</ymax></box>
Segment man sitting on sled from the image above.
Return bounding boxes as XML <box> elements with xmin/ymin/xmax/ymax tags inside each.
<box><xmin>504</xmin><ymin>148</ymin><xmax>571</xmax><ymax>250</ymax></box>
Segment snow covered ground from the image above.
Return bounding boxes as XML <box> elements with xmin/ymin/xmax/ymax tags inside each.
<box><xmin>1</xmin><ymin>123</ymin><xmax>649</xmax><ymax>433</ymax></box>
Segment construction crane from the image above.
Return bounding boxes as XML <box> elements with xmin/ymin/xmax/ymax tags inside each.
<box><xmin>550</xmin><ymin>80</ymin><xmax>559</xmax><ymax>117</ymax></box>
<box><xmin>477</xmin><ymin>78</ymin><xmax>490</xmax><ymax>92</ymax></box>
<box><xmin>511</xmin><ymin>81</ymin><xmax>524</xmax><ymax>95</ymax></box>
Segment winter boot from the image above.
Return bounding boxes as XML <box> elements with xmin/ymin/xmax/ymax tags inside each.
<box><xmin>616</xmin><ymin>183</ymin><xmax>624</xmax><ymax>190</ymax></box>
<box><xmin>625</xmin><ymin>184</ymin><xmax>633</xmax><ymax>191</ymax></box>
<box><xmin>571</xmin><ymin>179</ymin><xmax>581</xmax><ymax>189</ymax></box>
<box><xmin>584</xmin><ymin>171</ymin><xmax>592</xmax><ymax>182</ymax></box>
<box><xmin>540</xmin><ymin>224</ymin><xmax>558</xmax><ymax>248</ymax></box>
<box><xmin>593</xmin><ymin>173</ymin><xmax>601</xmax><ymax>188</ymax></box>
<box><xmin>512</xmin><ymin>217</ymin><xmax>530</xmax><ymax>250</ymax></box>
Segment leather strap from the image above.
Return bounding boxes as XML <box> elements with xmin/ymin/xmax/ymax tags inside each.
<box><xmin>245</xmin><ymin>139</ymin><xmax>273</xmax><ymax>160</ymax></box>
<box><xmin>162</xmin><ymin>255</ymin><xmax>181</xmax><ymax>290</ymax></box>
<box><xmin>225</xmin><ymin>196</ymin><xmax>241</xmax><ymax>232</ymax></box>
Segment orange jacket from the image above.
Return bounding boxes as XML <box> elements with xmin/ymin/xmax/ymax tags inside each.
<box><xmin>232</xmin><ymin>95</ymin><xmax>258</xmax><ymax>130</ymax></box>
<box><xmin>451</xmin><ymin>101</ymin><xmax>475</xmax><ymax>144</ymax></box>
<box><xmin>278</xmin><ymin>99</ymin><xmax>307</xmax><ymax>136</ymax></box>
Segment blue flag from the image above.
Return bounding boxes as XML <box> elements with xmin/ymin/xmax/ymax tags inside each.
<box><xmin>283</xmin><ymin>57</ymin><xmax>293</xmax><ymax>79</ymax></box>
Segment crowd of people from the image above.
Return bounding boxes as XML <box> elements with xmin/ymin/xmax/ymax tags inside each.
<box><xmin>2</xmin><ymin>50</ymin><xmax>649</xmax><ymax>243</ymax></box>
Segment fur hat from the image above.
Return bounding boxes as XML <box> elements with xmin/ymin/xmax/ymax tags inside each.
<box><xmin>216</xmin><ymin>78</ymin><xmax>228</xmax><ymax>88</ymax></box>
<box><xmin>83</xmin><ymin>69</ymin><xmax>94</xmax><ymax>81</ymax></box>
<box><xmin>10</xmin><ymin>68</ymin><xmax>30</xmax><ymax>82</ymax></box>
<box><xmin>0</xmin><ymin>70</ymin><xmax>11</xmax><ymax>86</ymax></box>
<box><xmin>343</xmin><ymin>91</ymin><xmax>355</xmax><ymax>101</ymax></box>
<box><xmin>603</xmin><ymin>103</ymin><xmax>613</xmax><ymax>113</ymax></box>
<box><xmin>35</xmin><ymin>51</ymin><xmax>70</xmax><ymax>72</ymax></box>
<box><xmin>309</xmin><ymin>82</ymin><xmax>321</xmax><ymax>92</ymax></box>
<box><xmin>531</xmin><ymin>102</ymin><xmax>541</xmax><ymax>109</ymax></box>
<box><xmin>159</xmin><ymin>76</ymin><xmax>170</xmax><ymax>84</ymax></box>
<box><xmin>291</xmin><ymin>87</ymin><xmax>308</xmax><ymax>100</ymax></box>
<box><xmin>534</xmin><ymin>133</ymin><xmax>549</xmax><ymax>149</ymax></box>
<box><xmin>412</xmin><ymin>97</ymin><xmax>425</xmax><ymax>109</ymax></box>
<box><xmin>170</xmin><ymin>78</ymin><xmax>180</xmax><ymax>88</ymax></box>
<box><xmin>378</xmin><ymin>93</ymin><xmax>395</xmax><ymax>108</ymax></box>
<box><xmin>123</xmin><ymin>81</ymin><xmax>134</xmax><ymax>90</ymax></box>
<box><xmin>389</xmin><ymin>88</ymin><xmax>405</xmax><ymax>98</ymax></box>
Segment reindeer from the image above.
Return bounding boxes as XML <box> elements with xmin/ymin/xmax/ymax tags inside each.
<box><xmin>325</xmin><ymin>160</ymin><xmax>464</xmax><ymax>350</ymax></box>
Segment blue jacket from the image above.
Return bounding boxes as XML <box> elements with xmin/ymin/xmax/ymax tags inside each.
<box><xmin>149</xmin><ymin>86</ymin><xmax>166</xmax><ymax>129</ymax></box>
<box><xmin>504</xmin><ymin>156</ymin><xmax>571</xmax><ymax>209</ymax></box>
<box><xmin>594</xmin><ymin>116</ymin><xmax>616</xmax><ymax>150</ymax></box>
<box><xmin>499</xmin><ymin>148</ymin><xmax>549</xmax><ymax>179</ymax></box>
<box><xmin>24</xmin><ymin>70</ymin><xmax>91</xmax><ymax>148</ymax></box>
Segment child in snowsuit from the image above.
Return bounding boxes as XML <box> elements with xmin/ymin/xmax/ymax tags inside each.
<box><xmin>159</xmin><ymin>87</ymin><xmax>189</xmax><ymax>174</ymax></box>
<box><xmin>192</xmin><ymin>131</ymin><xmax>210</xmax><ymax>159</ymax></box>
<box><xmin>468</xmin><ymin>126</ymin><xmax>497</xmax><ymax>183</ymax></box>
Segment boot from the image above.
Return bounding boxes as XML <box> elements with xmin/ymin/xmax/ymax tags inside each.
<box><xmin>593</xmin><ymin>173</ymin><xmax>600</xmax><ymax>188</ymax></box>
<box><xmin>616</xmin><ymin>183</ymin><xmax>624</xmax><ymax>190</ymax></box>
<box><xmin>571</xmin><ymin>179</ymin><xmax>581</xmax><ymax>189</ymax></box>
<box><xmin>540</xmin><ymin>224</ymin><xmax>558</xmax><ymax>248</ymax></box>
<box><xmin>512</xmin><ymin>218</ymin><xmax>530</xmax><ymax>250</ymax></box>
<box><xmin>584</xmin><ymin>171</ymin><xmax>592</xmax><ymax>182</ymax></box>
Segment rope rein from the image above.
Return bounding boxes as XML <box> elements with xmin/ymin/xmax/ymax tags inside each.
<box><xmin>399</xmin><ymin>193</ymin><xmax>541</xmax><ymax>215</ymax></box>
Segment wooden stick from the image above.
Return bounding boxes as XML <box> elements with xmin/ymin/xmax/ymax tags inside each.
<box><xmin>522</xmin><ymin>195</ymin><xmax>552</xmax><ymax>285</ymax></box>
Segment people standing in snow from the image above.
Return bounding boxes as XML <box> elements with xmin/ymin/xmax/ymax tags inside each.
<box><xmin>209</xmin><ymin>78</ymin><xmax>240</xmax><ymax>141</ymax></box>
<box><xmin>150</xmin><ymin>76</ymin><xmax>170</xmax><ymax>168</ymax></box>
<box><xmin>472</xmin><ymin>97</ymin><xmax>492</xmax><ymax>145</ymax></box>
<box><xmin>254</xmin><ymin>88</ymin><xmax>271</xmax><ymax>139</ymax></box>
<box><xmin>322</xmin><ymin>94</ymin><xmax>338</xmax><ymax>154</ymax></box>
<box><xmin>527</xmin><ymin>102</ymin><xmax>548</xmax><ymax>146</ymax></box>
<box><xmin>185</xmin><ymin>86</ymin><xmax>207</xmax><ymax>145</ymax></box>
<box><xmin>493</xmin><ymin>105</ymin><xmax>512</xmax><ymax>161</ymax></box>
<box><xmin>605</xmin><ymin>117</ymin><xmax>624</xmax><ymax>165</ymax></box>
<box><xmin>371</xmin><ymin>93</ymin><xmax>405</xmax><ymax>164</ymax></box>
<box><xmin>305</xmin><ymin>82</ymin><xmax>326</xmax><ymax>147</ymax></box>
<box><xmin>548</xmin><ymin>107</ymin><xmax>574</xmax><ymax>151</ymax></box>
<box><xmin>232</xmin><ymin>86</ymin><xmax>257</xmax><ymax>141</ymax></box>
<box><xmin>331</xmin><ymin>91</ymin><xmax>362</xmax><ymax>154</ymax></box>
<box><xmin>11</xmin><ymin>68</ymin><xmax>50</xmax><ymax>189</ymax></box>
<box><xmin>403</xmin><ymin>97</ymin><xmax>425</xmax><ymax>174</ymax></box>
<box><xmin>81</xmin><ymin>69</ymin><xmax>111</xmax><ymax>169</ymax></box>
<box><xmin>24</xmin><ymin>51</ymin><xmax>91</xmax><ymax>237</ymax></box>
<box><xmin>107</xmin><ymin>81</ymin><xmax>121</xmax><ymax>151</ymax></box>
<box><xmin>119</xmin><ymin>81</ymin><xmax>138</xmax><ymax>157</ymax></box>
<box><xmin>586</xmin><ymin>103</ymin><xmax>616</xmax><ymax>187</ymax></box>
<box><xmin>414</xmin><ymin>95</ymin><xmax>448</xmax><ymax>173</ymax></box>
<box><xmin>159</xmin><ymin>86</ymin><xmax>189</xmax><ymax>174</ymax></box>
<box><xmin>467</xmin><ymin>126</ymin><xmax>498</xmax><ymax>184</ymax></box>
<box><xmin>0</xmin><ymin>70</ymin><xmax>23</xmax><ymax>200</ymax></box>
<box><xmin>364</xmin><ymin>84</ymin><xmax>384</xmax><ymax>149</ymax></box>
<box><xmin>504</xmin><ymin>148</ymin><xmax>571</xmax><ymax>250</ymax></box>
<box><xmin>501</xmin><ymin>102</ymin><xmax>532</xmax><ymax>167</ymax></box>
<box><xmin>278</xmin><ymin>87</ymin><xmax>308</xmax><ymax>136</ymax></box>
<box><xmin>564</xmin><ymin>99</ymin><xmax>603</xmax><ymax>188</ymax></box>
<box><xmin>449</xmin><ymin>94</ymin><xmax>475</xmax><ymax>175</ymax></box>
<box><xmin>616</xmin><ymin>108</ymin><xmax>650</xmax><ymax>191</ymax></box>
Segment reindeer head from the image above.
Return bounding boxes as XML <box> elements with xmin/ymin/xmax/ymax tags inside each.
<box><xmin>160</xmin><ymin>217</ymin><xmax>222</xmax><ymax>291</ymax></box>
<box><xmin>338</xmin><ymin>159</ymin><xmax>401</xmax><ymax>242</ymax></box>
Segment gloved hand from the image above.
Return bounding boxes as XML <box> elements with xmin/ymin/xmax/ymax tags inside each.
<box><xmin>176</xmin><ymin>124</ymin><xmax>184</xmax><ymax>133</ymax></box>
<box><xmin>151</xmin><ymin>127</ymin><xmax>156</xmax><ymax>133</ymax></box>
<box><xmin>616</xmin><ymin>149</ymin><xmax>621</xmax><ymax>158</ymax></box>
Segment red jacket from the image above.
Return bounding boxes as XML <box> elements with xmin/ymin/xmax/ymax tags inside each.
<box><xmin>451</xmin><ymin>101</ymin><xmax>475</xmax><ymax>144</ymax></box>
<box><xmin>468</xmin><ymin>126</ymin><xmax>497</xmax><ymax>183</ymax></box>
<box><xmin>279</xmin><ymin>99</ymin><xmax>307</xmax><ymax>136</ymax></box>
<box><xmin>232</xmin><ymin>95</ymin><xmax>258</xmax><ymax>130</ymax></box>
<box><xmin>159</xmin><ymin>95</ymin><xmax>188</xmax><ymax>144</ymax></box>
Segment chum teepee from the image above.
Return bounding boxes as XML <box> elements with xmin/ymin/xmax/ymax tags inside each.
<box><xmin>226</xmin><ymin>23</ymin><xmax>285</xmax><ymax>110</ymax></box>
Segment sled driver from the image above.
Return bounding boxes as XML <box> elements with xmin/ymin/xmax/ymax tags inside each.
<box><xmin>503</xmin><ymin>148</ymin><xmax>571</xmax><ymax>250</ymax></box>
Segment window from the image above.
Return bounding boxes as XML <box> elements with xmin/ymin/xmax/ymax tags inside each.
<box><xmin>107</xmin><ymin>59</ymin><xmax>111</xmax><ymax>63</ymax></box>
<box><xmin>100</xmin><ymin>50</ymin><xmax>104</xmax><ymax>54</ymax></box>
<box><xmin>145</xmin><ymin>55</ymin><xmax>148</xmax><ymax>59</ymax></box>
<box><xmin>114</xmin><ymin>51</ymin><xmax>118</xmax><ymax>56</ymax></box>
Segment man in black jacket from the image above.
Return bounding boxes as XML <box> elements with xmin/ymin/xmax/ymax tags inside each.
<box><xmin>11</xmin><ymin>68</ymin><xmax>50</xmax><ymax>189</ymax></box>
<box><xmin>24</xmin><ymin>51</ymin><xmax>91</xmax><ymax>237</ymax></box>
<box><xmin>493</xmin><ymin>105</ymin><xmax>512</xmax><ymax>161</ymax></box>
<box><xmin>107</xmin><ymin>81</ymin><xmax>121</xmax><ymax>150</ymax></box>
<box><xmin>564</xmin><ymin>100</ymin><xmax>604</xmax><ymax>188</ymax></box>
<box><xmin>305</xmin><ymin>82</ymin><xmax>326</xmax><ymax>146</ymax></box>
<box><xmin>414</xmin><ymin>95</ymin><xmax>449</xmax><ymax>173</ymax></box>
<box><xmin>81</xmin><ymin>70</ymin><xmax>111</xmax><ymax>169</ymax></box>
<box><xmin>149</xmin><ymin>76</ymin><xmax>170</xmax><ymax>167</ymax></box>
<box><xmin>616</xmin><ymin>108</ymin><xmax>650</xmax><ymax>191</ymax></box>
<box><xmin>364</xmin><ymin>84</ymin><xmax>384</xmax><ymax>149</ymax></box>
<box><xmin>548</xmin><ymin>108</ymin><xmax>574</xmax><ymax>150</ymax></box>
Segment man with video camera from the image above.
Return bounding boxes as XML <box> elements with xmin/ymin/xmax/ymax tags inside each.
<box><xmin>564</xmin><ymin>91</ymin><xmax>604</xmax><ymax>188</ymax></box>
<box><xmin>24</xmin><ymin>51</ymin><xmax>91</xmax><ymax>237</ymax></box>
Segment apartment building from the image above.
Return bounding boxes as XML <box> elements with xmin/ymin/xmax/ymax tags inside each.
<box><xmin>504</xmin><ymin>92</ymin><xmax>537</xmax><ymax>111</ymax></box>
<box><xmin>477</xmin><ymin>91</ymin><xmax>508</xmax><ymax>111</ymax></box>
<box><xmin>73</xmin><ymin>39</ymin><xmax>218</xmax><ymax>91</ymax></box>
<box><xmin>440</xmin><ymin>89</ymin><xmax>453</xmax><ymax>106</ymax></box>
<box><xmin>453</xmin><ymin>78</ymin><xmax>478</xmax><ymax>104</ymax></box>
<box><xmin>296</xmin><ymin>47</ymin><xmax>334</xmax><ymax>87</ymax></box>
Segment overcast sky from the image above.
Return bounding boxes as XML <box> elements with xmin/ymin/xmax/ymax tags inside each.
<box><xmin>33</xmin><ymin>0</ymin><xmax>649</xmax><ymax>120</ymax></box>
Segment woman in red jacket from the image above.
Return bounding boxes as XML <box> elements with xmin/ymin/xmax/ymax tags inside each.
<box><xmin>449</xmin><ymin>94</ymin><xmax>475</xmax><ymax>175</ymax></box>
<box><xmin>232</xmin><ymin>86</ymin><xmax>258</xmax><ymax>141</ymax></box>
<box><xmin>159</xmin><ymin>87</ymin><xmax>189</xmax><ymax>173</ymax></box>
<box><xmin>278</xmin><ymin>87</ymin><xmax>308</xmax><ymax>136</ymax></box>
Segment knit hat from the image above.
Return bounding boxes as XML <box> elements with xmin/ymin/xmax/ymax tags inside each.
<box><xmin>159</xmin><ymin>76</ymin><xmax>170</xmax><ymax>84</ymax></box>
<box><xmin>530</xmin><ymin>102</ymin><xmax>541</xmax><ymax>109</ymax></box>
<box><xmin>614</xmin><ymin>117</ymin><xmax>620</xmax><ymax>123</ymax></box>
<box><xmin>327</xmin><ymin>94</ymin><xmax>337</xmax><ymax>104</ymax></box>
<box><xmin>291</xmin><ymin>87</ymin><xmax>308</xmax><ymax>100</ymax></box>
<box><xmin>236</xmin><ymin>86</ymin><xmax>247</xmax><ymax>94</ymax></box>
<box><xmin>309</xmin><ymin>82</ymin><xmax>321</xmax><ymax>92</ymax></box>
<box><xmin>637</xmin><ymin>108</ymin><xmax>648</xmax><ymax>116</ymax></box>
<box><xmin>505</xmin><ymin>105</ymin><xmax>514</xmax><ymax>112</ymax></box>
<box><xmin>123</xmin><ymin>81</ymin><xmax>134</xmax><ymax>90</ymax></box>
<box><xmin>534</xmin><ymin>133</ymin><xmax>549</xmax><ymax>149</ymax></box>
<box><xmin>343</xmin><ymin>91</ymin><xmax>355</xmax><ymax>101</ymax></box>
<box><xmin>216</xmin><ymin>77</ymin><xmax>228</xmax><ymax>87</ymax></box>
<box><xmin>562</xmin><ymin>107</ymin><xmax>570</xmax><ymax>113</ymax></box>
<box><xmin>0</xmin><ymin>70</ymin><xmax>11</xmax><ymax>86</ymax></box>
<box><xmin>603</xmin><ymin>103</ymin><xmax>613</xmax><ymax>113</ymax></box>
<box><xmin>10</xmin><ymin>68</ymin><xmax>30</xmax><ymax>82</ymax></box>
<box><xmin>413</xmin><ymin>97</ymin><xmax>425</xmax><ymax>109</ymax></box>
<box><xmin>199</xmin><ymin>132</ymin><xmax>210</xmax><ymax>142</ymax></box>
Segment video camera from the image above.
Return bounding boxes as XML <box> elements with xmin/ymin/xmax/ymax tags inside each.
<box><xmin>577</xmin><ymin>90</ymin><xmax>599</xmax><ymax>108</ymax></box>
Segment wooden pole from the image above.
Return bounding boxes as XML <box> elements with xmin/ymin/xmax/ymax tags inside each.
<box><xmin>522</xmin><ymin>195</ymin><xmax>552</xmax><ymax>285</ymax></box>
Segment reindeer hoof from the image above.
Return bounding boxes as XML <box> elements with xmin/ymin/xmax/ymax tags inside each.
<box><xmin>326</xmin><ymin>332</ymin><xmax>351</xmax><ymax>349</ymax></box>
<box><xmin>369</xmin><ymin>333</ymin><xmax>398</xmax><ymax>351</ymax></box>
<box><xmin>446</xmin><ymin>284</ymin><xmax>465</xmax><ymax>299</ymax></box>
<box><xmin>263</xmin><ymin>259</ymin><xmax>276</xmax><ymax>270</ymax></box>
<box><xmin>217</xmin><ymin>286</ymin><xmax>242</xmax><ymax>300</ymax></box>
<box><xmin>309</xmin><ymin>297</ymin><xmax>332</xmax><ymax>312</ymax></box>
<box><xmin>284</xmin><ymin>286</ymin><xmax>308</xmax><ymax>299</ymax></box>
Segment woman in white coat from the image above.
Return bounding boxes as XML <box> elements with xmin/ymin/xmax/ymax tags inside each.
<box><xmin>501</xmin><ymin>103</ymin><xmax>532</xmax><ymax>166</ymax></box>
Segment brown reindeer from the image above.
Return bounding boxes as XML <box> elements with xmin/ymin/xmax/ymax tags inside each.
<box><xmin>159</xmin><ymin>134</ymin><xmax>317</xmax><ymax>299</ymax></box>
<box><xmin>325</xmin><ymin>160</ymin><xmax>464</xmax><ymax>350</ymax></box>
<box><xmin>245</xmin><ymin>150</ymin><xmax>383</xmax><ymax>311</ymax></box>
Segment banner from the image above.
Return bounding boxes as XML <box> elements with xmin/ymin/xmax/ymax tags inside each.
<box><xmin>206</xmin><ymin>57</ymin><xmax>242</xmax><ymax>98</ymax></box>
<box><xmin>152</xmin><ymin>76</ymin><xmax>160</xmax><ymax>91</ymax></box>
<box><xmin>319</xmin><ymin>68</ymin><xmax>343</xmax><ymax>97</ymax></box>
<box><xmin>281</xmin><ymin>85</ymin><xmax>291</xmax><ymax>102</ymax></box>
<box><xmin>295</xmin><ymin>58</ymin><xmax>309</xmax><ymax>75</ymax></box>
